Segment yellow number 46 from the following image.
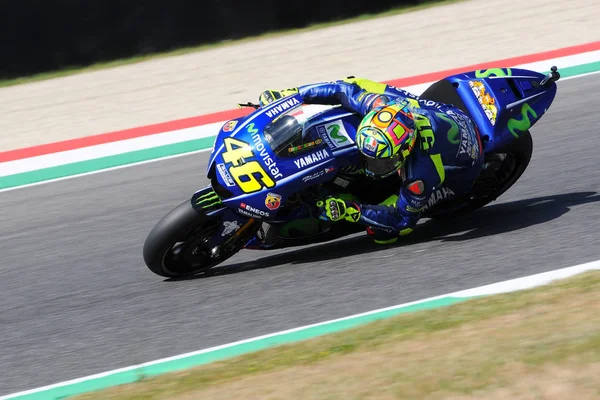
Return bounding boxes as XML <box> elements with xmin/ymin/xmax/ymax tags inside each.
<box><xmin>222</xmin><ymin>137</ymin><xmax>275</xmax><ymax>193</ymax></box>
<box><xmin>413</xmin><ymin>114</ymin><xmax>435</xmax><ymax>151</ymax></box>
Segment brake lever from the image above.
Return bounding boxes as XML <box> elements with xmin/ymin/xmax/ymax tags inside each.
<box><xmin>237</xmin><ymin>102</ymin><xmax>261</xmax><ymax>109</ymax></box>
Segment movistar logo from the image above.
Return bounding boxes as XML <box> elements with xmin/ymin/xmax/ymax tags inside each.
<box><xmin>327</xmin><ymin>124</ymin><xmax>348</xmax><ymax>144</ymax></box>
<box><xmin>508</xmin><ymin>103</ymin><xmax>538</xmax><ymax>138</ymax></box>
<box><xmin>246</xmin><ymin>123</ymin><xmax>258</xmax><ymax>134</ymax></box>
<box><xmin>437</xmin><ymin>113</ymin><xmax>460</xmax><ymax>145</ymax></box>
<box><xmin>475</xmin><ymin>68</ymin><xmax>512</xmax><ymax>78</ymax></box>
<box><xmin>195</xmin><ymin>191</ymin><xmax>222</xmax><ymax>209</ymax></box>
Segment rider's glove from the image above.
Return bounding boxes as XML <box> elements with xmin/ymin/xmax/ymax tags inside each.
<box><xmin>317</xmin><ymin>197</ymin><xmax>361</xmax><ymax>223</ymax></box>
<box><xmin>258</xmin><ymin>88</ymin><xmax>299</xmax><ymax>107</ymax></box>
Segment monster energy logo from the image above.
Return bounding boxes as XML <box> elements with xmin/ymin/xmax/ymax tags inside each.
<box><xmin>195</xmin><ymin>190</ymin><xmax>222</xmax><ymax>209</ymax></box>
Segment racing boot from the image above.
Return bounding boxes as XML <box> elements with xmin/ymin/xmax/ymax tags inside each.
<box><xmin>366</xmin><ymin>226</ymin><xmax>413</xmax><ymax>245</ymax></box>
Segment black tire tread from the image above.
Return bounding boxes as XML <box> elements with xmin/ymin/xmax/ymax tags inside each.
<box><xmin>143</xmin><ymin>200</ymin><xmax>207</xmax><ymax>277</ymax></box>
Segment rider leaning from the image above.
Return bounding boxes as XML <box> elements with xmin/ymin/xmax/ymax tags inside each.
<box><xmin>259</xmin><ymin>77</ymin><xmax>485</xmax><ymax>244</ymax></box>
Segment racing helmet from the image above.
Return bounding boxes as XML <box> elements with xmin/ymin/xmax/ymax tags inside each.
<box><xmin>355</xmin><ymin>101</ymin><xmax>417</xmax><ymax>178</ymax></box>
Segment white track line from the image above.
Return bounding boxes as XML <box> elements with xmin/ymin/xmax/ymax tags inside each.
<box><xmin>2</xmin><ymin>259</ymin><xmax>599</xmax><ymax>399</ymax></box>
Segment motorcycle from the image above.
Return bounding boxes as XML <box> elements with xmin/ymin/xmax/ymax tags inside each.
<box><xmin>143</xmin><ymin>66</ymin><xmax>560</xmax><ymax>277</ymax></box>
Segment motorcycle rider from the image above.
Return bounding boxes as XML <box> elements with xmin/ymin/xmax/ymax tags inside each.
<box><xmin>258</xmin><ymin>77</ymin><xmax>484</xmax><ymax>244</ymax></box>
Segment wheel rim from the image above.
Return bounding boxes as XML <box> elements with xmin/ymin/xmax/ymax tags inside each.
<box><xmin>161</xmin><ymin>223</ymin><xmax>223</xmax><ymax>276</ymax></box>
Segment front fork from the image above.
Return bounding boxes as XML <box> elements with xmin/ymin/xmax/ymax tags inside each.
<box><xmin>190</xmin><ymin>185</ymin><xmax>360</xmax><ymax>252</ymax></box>
<box><xmin>191</xmin><ymin>185</ymin><xmax>260</xmax><ymax>252</ymax></box>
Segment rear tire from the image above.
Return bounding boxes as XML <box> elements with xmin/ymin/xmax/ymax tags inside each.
<box><xmin>143</xmin><ymin>200</ymin><xmax>239</xmax><ymax>277</ymax></box>
<box><xmin>425</xmin><ymin>131</ymin><xmax>533</xmax><ymax>219</ymax></box>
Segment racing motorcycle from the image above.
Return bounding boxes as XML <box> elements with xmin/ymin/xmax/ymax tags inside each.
<box><xmin>143</xmin><ymin>66</ymin><xmax>560</xmax><ymax>277</ymax></box>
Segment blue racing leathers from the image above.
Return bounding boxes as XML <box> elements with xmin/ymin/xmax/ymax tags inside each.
<box><xmin>298</xmin><ymin>77</ymin><xmax>485</xmax><ymax>242</ymax></box>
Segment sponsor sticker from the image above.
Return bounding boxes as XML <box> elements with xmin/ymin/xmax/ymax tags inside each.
<box><xmin>469</xmin><ymin>80</ymin><xmax>498</xmax><ymax>126</ymax></box>
<box><xmin>265</xmin><ymin>192</ymin><xmax>282</xmax><ymax>210</ymax></box>
<box><xmin>240</xmin><ymin>202</ymin><xmax>270</xmax><ymax>217</ymax></box>
<box><xmin>317</xmin><ymin>121</ymin><xmax>352</xmax><ymax>149</ymax></box>
<box><xmin>293</xmin><ymin>148</ymin><xmax>330</xmax><ymax>169</ymax></box>
<box><xmin>420</xmin><ymin>186</ymin><xmax>456</xmax><ymax>212</ymax></box>
<box><xmin>265</xmin><ymin>97</ymin><xmax>301</xmax><ymax>118</ymax></box>
<box><xmin>288</xmin><ymin>138</ymin><xmax>323</xmax><ymax>154</ymax></box>
<box><xmin>248</xmin><ymin>124</ymin><xmax>283</xmax><ymax>179</ymax></box>
<box><xmin>222</xmin><ymin>120</ymin><xmax>238</xmax><ymax>132</ymax></box>
<box><xmin>302</xmin><ymin>166</ymin><xmax>335</xmax><ymax>183</ymax></box>
<box><xmin>216</xmin><ymin>163</ymin><xmax>235</xmax><ymax>187</ymax></box>
<box><xmin>221</xmin><ymin>220</ymin><xmax>241</xmax><ymax>236</ymax></box>
<box><xmin>365</xmin><ymin>137</ymin><xmax>378</xmax><ymax>152</ymax></box>
<box><xmin>446</xmin><ymin>110</ymin><xmax>480</xmax><ymax>162</ymax></box>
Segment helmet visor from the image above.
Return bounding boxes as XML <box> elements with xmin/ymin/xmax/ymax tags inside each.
<box><xmin>364</xmin><ymin>153</ymin><xmax>403</xmax><ymax>177</ymax></box>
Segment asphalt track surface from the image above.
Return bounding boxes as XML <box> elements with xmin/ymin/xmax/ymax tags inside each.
<box><xmin>1</xmin><ymin>75</ymin><xmax>600</xmax><ymax>394</ymax></box>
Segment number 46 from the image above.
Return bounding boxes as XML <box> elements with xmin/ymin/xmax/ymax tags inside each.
<box><xmin>222</xmin><ymin>138</ymin><xmax>275</xmax><ymax>193</ymax></box>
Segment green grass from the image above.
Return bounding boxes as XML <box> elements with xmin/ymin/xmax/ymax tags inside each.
<box><xmin>0</xmin><ymin>0</ymin><xmax>465</xmax><ymax>88</ymax></box>
<box><xmin>74</xmin><ymin>270</ymin><xmax>600</xmax><ymax>400</ymax></box>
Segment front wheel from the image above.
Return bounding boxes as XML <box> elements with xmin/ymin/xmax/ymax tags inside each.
<box><xmin>143</xmin><ymin>200</ymin><xmax>243</xmax><ymax>278</ymax></box>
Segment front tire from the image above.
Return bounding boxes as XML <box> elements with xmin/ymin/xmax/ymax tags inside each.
<box><xmin>143</xmin><ymin>200</ymin><xmax>238</xmax><ymax>277</ymax></box>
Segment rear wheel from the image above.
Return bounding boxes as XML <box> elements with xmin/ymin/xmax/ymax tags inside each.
<box><xmin>143</xmin><ymin>200</ymin><xmax>245</xmax><ymax>277</ymax></box>
<box><xmin>425</xmin><ymin>131</ymin><xmax>533</xmax><ymax>219</ymax></box>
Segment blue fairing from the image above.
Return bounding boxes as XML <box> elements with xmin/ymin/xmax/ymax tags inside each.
<box><xmin>204</xmin><ymin>94</ymin><xmax>363</xmax><ymax>221</ymax></box>
<box><xmin>444</xmin><ymin>68</ymin><xmax>558</xmax><ymax>153</ymax></box>
<box><xmin>201</xmin><ymin>67</ymin><xmax>558</xmax><ymax>225</ymax></box>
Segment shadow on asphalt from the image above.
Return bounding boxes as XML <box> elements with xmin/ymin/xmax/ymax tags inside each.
<box><xmin>167</xmin><ymin>191</ymin><xmax>599</xmax><ymax>281</ymax></box>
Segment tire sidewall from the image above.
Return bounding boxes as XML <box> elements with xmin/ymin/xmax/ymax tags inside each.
<box><xmin>143</xmin><ymin>200</ymin><xmax>208</xmax><ymax>277</ymax></box>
